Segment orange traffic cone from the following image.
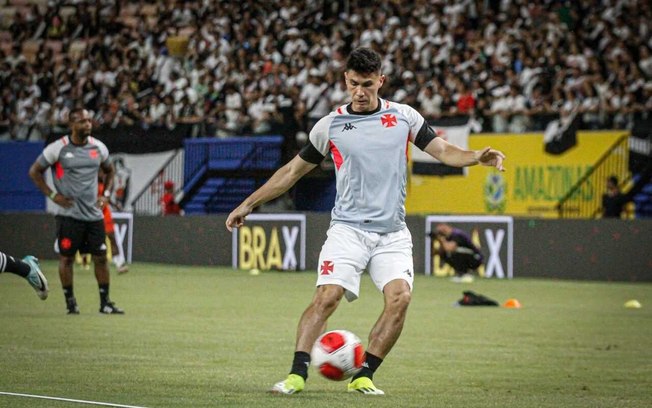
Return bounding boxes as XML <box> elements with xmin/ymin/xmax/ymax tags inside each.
<box><xmin>503</xmin><ymin>298</ymin><xmax>522</xmax><ymax>309</ymax></box>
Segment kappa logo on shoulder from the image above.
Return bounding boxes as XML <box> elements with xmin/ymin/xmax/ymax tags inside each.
<box><xmin>342</xmin><ymin>123</ymin><xmax>356</xmax><ymax>132</ymax></box>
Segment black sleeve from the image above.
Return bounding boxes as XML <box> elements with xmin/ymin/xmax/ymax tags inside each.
<box><xmin>413</xmin><ymin>121</ymin><xmax>438</xmax><ymax>151</ymax></box>
<box><xmin>298</xmin><ymin>141</ymin><xmax>326</xmax><ymax>164</ymax></box>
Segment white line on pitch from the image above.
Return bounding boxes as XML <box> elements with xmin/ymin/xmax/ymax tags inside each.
<box><xmin>0</xmin><ymin>391</ymin><xmax>152</xmax><ymax>408</ymax></box>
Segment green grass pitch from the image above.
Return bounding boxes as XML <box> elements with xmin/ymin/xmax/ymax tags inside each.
<box><xmin>1</xmin><ymin>262</ymin><xmax>651</xmax><ymax>408</ymax></box>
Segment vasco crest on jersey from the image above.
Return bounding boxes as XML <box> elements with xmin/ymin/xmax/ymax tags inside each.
<box><xmin>380</xmin><ymin>114</ymin><xmax>397</xmax><ymax>128</ymax></box>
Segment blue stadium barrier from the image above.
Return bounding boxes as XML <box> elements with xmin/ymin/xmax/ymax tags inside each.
<box><xmin>182</xmin><ymin>136</ymin><xmax>283</xmax><ymax>214</ymax></box>
<box><xmin>0</xmin><ymin>141</ymin><xmax>45</xmax><ymax>211</ymax></box>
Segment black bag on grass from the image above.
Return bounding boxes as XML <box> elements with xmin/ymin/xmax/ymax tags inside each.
<box><xmin>457</xmin><ymin>291</ymin><xmax>499</xmax><ymax>306</ymax></box>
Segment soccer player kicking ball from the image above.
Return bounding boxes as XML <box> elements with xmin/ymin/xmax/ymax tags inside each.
<box><xmin>226</xmin><ymin>47</ymin><xmax>506</xmax><ymax>395</ymax></box>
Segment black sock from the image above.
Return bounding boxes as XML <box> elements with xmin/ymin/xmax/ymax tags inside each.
<box><xmin>289</xmin><ymin>351</ymin><xmax>311</xmax><ymax>380</ymax></box>
<box><xmin>352</xmin><ymin>352</ymin><xmax>383</xmax><ymax>381</ymax></box>
<box><xmin>99</xmin><ymin>284</ymin><xmax>109</xmax><ymax>305</ymax></box>
<box><xmin>0</xmin><ymin>252</ymin><xmax>30</xmax><ymax>278</ymax></box>
<box><xmin>63</xmin><ymin>285</ymin><xmax>74</xmax><ymax>300</ymax></box>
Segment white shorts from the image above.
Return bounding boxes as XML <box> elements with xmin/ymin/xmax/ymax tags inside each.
<box><xmin>316</xmin><ymin>223</ymin><xmax>414</xmax><ymax>302</ymax></box>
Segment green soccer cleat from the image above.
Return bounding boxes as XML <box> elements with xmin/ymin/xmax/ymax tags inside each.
<box><xmin>22</xmin><ymin>256</ymin><xmax>48</xmax><ymax>300</ymax></box>
<box><xmin>270</xmin><ymin>374</ymin><xmax>305</xmax><ymax>395</ymax></box>
<box><xmin>347</xmin><ymin>377</ymin><xmax>385</xmax><ymax>395</ymax></box>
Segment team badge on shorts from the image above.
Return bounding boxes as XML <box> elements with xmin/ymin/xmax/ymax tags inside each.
<box><xmin>320</xmin><ymin>260</ymin><xmax>334</xmax><ymax>275</ymax></box>
<box><xmin>60</xmin><ymin>237</ymin><xmax>72</xmax><ymax>251</ymax></box>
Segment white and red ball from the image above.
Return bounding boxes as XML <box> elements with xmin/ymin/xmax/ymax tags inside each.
<box><xmin>311</xmin><ymin>329</ymin><xmax>365</xmax><ymax>381</ymax></box>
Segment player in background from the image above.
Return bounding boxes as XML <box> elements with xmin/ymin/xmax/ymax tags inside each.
<box><xmin>28</xmin><ymin>108</ymin><xmax>124</xmax><ymax>315</ymax></box>
<box><xmin>161</xmin><ymin>180</ymin><xmax>181</xmax><ymax>215</ymax></box>
<box><xmin>226</xmin><ymin>47</ymin><xmax>506</xmax><ymax>395</ymax></box>
<box><xmin>76</xmin><ymin>172</ymin><xmax>128</xmax><ymax>274</ymax></box>
<box><xmin>98</xmin><ymin>169</ymin><xmax>128</xmax><ymax>273</ymax></box>
<box><xmin>433</xmin><ymin>223</ymin><xmax>484</xmax><ymax>283</ymax></box>
<box><xmin>0</xmin><ymin>251</ymin><xmax>48</xmax><ymax>300</ymax></box>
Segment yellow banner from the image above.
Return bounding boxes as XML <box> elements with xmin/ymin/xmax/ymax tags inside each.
<box><xmin>407</xmin><ymin>131</ymin><xmax>626</xmax><ymax>218</ymax></box>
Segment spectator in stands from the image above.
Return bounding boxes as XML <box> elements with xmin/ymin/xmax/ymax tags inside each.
<box><xmin>505</xmin><ymin>85</ymin><xmax>529</xmax><ymax>133</ymax></box>
<box><xmin>98</xmin><ymin>169</ymin><xmax>128</xmax><ymax>274</ymax></box>
<box><xmin>602</xmin><ymin>175</ymin><xmax>627</xmax><ymax>218</ymax></box>
<box><xmin>143</xmin><ymin>94</ymin><xmax>167</xmax><ymax>128</ymax></box>
<box><xmin>329</xmin><ymin>78</ymin><xmax>349</xmax><ymax>109</ymax></box>
<box><xmin>454</xmin><ymin>82</ymin><xmax>476</xmax><ymax>115</ymax></box>
<box><xmin>300</xmin><ymin>69</ymin><xmax>331</xmax><ymax>131</ymax></box>
<box><xmin>526</xmin><ymin>85</ymin><xmax>552</xmax><ymax>131</ymax></box>
<box><xmin>161</xmin><ymin>180</ymin><xmax>181</xmax><ymax>216</ymax></box>
<box><xmin>638</xmin><ymin>45</ymin><xmax>652</xmax><ymax>78</ymax></box>
<box><xmin>580</xmin><ymin>83</ymin><xmax>602</xmax><ymax>130</ymax></box>
<box><xmin>224</xmin><ymin>83</ymin><xmax>244</xmax><ymax>134</ymax></box>
<box><xmin>2</xmin><ymin>0</ymin><xmax>651</xmax><ymax>141</ymax></box>
<box><xmin>417</xmin><ymin>84</ymin><xmax>443</xmax><ymax>120</ymax></box>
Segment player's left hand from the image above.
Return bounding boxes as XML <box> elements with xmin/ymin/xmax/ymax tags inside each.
<box><xmin>476</xmin><ymin>147</ymin><xmax>506</xmax><ymax>171</ymax></box>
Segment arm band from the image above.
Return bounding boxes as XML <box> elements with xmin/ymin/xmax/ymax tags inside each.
<box><xmin>414</xmin><ymin>122</ymin><xmax>438</xmax><ymax>150</ymax></box>
<box><xmin>298</xmin><ymin>141</ymin><xmax>326</xmax><ymax>164</ymax></box>
<box><xmin>49</xmin><ymin>191</ymin><xmax>57</xmax><ymax>200</ymax></box>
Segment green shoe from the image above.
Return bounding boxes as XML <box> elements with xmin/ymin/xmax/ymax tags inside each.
<box><xmin>270</xmin><ymin>374</ymin><xmax>305</xmax><ymax>395</ymax></box>
<box><xmin>23</xmin><ymin>256</ymin><xmax>48</xmax><ymax>300</ymax></box>
<box><xmin>348</xmin><ymin>377</ymin><xmax>385</xmax><ymax>395</ymax></box>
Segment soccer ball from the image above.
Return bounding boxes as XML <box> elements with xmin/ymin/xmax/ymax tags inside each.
<box><xmin>311</xmin><ymin>329</ymin><xmax>365</xmax><ymax>381</ymax></box>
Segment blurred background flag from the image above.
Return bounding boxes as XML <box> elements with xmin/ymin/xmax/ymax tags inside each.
<box><xmin>411</xmin><ymin>116</ymin><xmax>471</xmax><ymax>176</ymax></box>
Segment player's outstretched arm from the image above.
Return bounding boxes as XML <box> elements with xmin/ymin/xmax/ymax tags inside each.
<box><xmin>225</xmin><ymin>155</ymin><xmax>317</xmax><ymax>231</ymax></box>
<box><xmin>423</xmin><ymin>138</ymin><xmax>505</xmax><ymax>171</ymax></box>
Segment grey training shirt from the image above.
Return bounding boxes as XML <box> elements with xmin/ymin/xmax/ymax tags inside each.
<box><xmin>37</xmin><ymin>135</ymin><xmax>110</xmax><ymax>221</ymax></box>
<box><xmin>300</xmin><ymin>98</ymin><xmax>437</xmax><ymax>233</ymax></box>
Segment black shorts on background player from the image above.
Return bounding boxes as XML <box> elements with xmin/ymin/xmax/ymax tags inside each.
<box><xmin>56</xmin><ymin>216</ymin><xmax>107</xmax><ymax>257</ymax></box>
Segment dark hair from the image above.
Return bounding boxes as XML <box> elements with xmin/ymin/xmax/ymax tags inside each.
<box><xmin>346</xmin><ymin>47</ymin><xmax>382</xmax><ymax>74</ymax></box>
<box><xmin>608</xmin><ymin>175</ymin><xmax>619</xmax><ymax>185</ymax></box>
<box><xmin>68</xmin><ymin>107</ymin><xmax>85</xmax><ymax>123</ymax></box>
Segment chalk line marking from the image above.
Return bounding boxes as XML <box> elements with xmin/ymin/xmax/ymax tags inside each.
<box><xmin>0</xmin><ymin>391</ymin><xmax>152</xmax><ymax>408</ymax></box>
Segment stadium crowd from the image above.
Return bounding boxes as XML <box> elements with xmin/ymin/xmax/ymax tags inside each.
<box><xmin>0</xmin><ymin>0</ymin><xmax>651</xmax><ymax>142</ymax></box>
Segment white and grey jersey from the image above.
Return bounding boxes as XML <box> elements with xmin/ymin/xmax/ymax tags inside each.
<box><xmin>36</xmin><ymin>136</ymin><xmax>110</xmax><ymax>221</ymax></box>
<box><xmin>300</xmin><ymin>98</ymin><xmax>437</xmax><ymax>233</ymax></box>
